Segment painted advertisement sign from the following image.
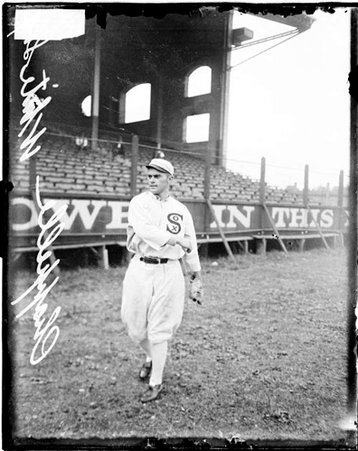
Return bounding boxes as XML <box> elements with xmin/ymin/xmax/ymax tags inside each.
<box><xmin>10</xmin><ymin>195</ymin><xmax>349</xmax><ymax>247</ymax></box>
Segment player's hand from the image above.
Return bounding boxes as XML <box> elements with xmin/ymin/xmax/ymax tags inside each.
<box><xmin>189</xmin><ymin>274</ymin><xmax>203</xmax><ymax>305</ymax></box>
<box><xmin>167</xmin><ymin>236</ymin><xmax>177</xmax><ymax>246</ymax></box>
<box><xmin>177</xmin><ymin>237</ymin><xmax>192</xmax><ymax>252</ymax></box>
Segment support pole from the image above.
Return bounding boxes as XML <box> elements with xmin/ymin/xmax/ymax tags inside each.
<box><xmin>298</xmin><ymin>239</ymin><xmax>305</xmax><ymax>253</ymax></box>
<box><xmin>303</xmin><ymin>164</ymin><xmax>309</xmax><ymax>206</ymax></box>
<box><xmin>303</xmin><ymin>164</ymin><xmax>329</xmax><ymax>250</ymax></box>
<box><xmin>262</xmin><ymin>203</ymin><xmax>288</xmax><ymax>254</ymax></box>
<box><xmin>243</xmin><ymin>240</ymin><xmax>249</xmax><ymax>254</ymax></box>
<box><xmin>306</xmin><ymin>205</ymin><xmax>330</xmax><ymax>250</ymax></box>
<box><xmin>156</xmin><ymin>75</ymin><xmax>163</xmax><ymax>149</ymax></box>
<box><xmin>220</xmin><ymin>10</ymin><xmax>234</xmax><ymax>167</ymax></box>
<box><xmin>259</xmin><ymin>157</ymin><xmax>266</xmax><ymax>203</ymax></box>
<box><xmin>259</xmin><ymin>157</ymin><xmax>266</xmax><ymax>231</ymax></box>
<box><xmin>325</xmin><ymin>182</ymin><xmax>330</xmax><ymax>205</ymax></box>
<box><xmin>206</xmin><ymin>199</ymin><xmax>236</xmax><ymax>265</ymax></box>
<box><xmin>256</xmin><ymin>238</ymin><xmax>266</xmax><ymax>255</ymax></box>
<box><xmin>130</xmin><ymin>135</ymin><xmax>139</xmax><ymax>197</ymax></box>
<box><xmin>98</xmin><ymin>245</ymin><xmax>109</xmax><ymax>270</ymax></box>
<box><xmin>204</xmin><ymin>143</ymin><xmax>212</xmax><ymax>236</ymax></box>
<box><xmin>204</xmin><ymin>144</ymin><xmax>211</xmax><ymax>201</ymax></box>
<box><xmin>91</xmin><ymin>24</ymin><xmax>101</xmax><ymax>151</ymax></box>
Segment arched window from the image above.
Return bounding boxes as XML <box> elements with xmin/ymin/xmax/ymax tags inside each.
<box><xmin>186</xmin><ymin>66</ymin><xmax>212</xmax><ymax>98</ymax></box>
<box><xmin>184</xmin><ymin>113</ymin><xmax>210</xmax><ymax>143</ymax></box>
<box><xmin>121</xmin><ymin>83</ymin><xmax>151</xmax><ymax>124</ymax></box>
<box><xmin>81</xmin><ymin>95</ymin><xmax>92</xmax><ymax>117</ymax></box>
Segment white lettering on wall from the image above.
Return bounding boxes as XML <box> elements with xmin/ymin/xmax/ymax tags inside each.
<box><xmin>10</xmin><ymin>199</ymin><xmax>344</xmax><ymax>233</ymax></box>
<box><xmin>320</xmin><ymin>209</ymin><xmax>334</xmax><ymax>228</ymax></box>
<box><xmin>308</xmin><ymin>209</ymin><xmax>320</xmax><ymax>227</ymax></box>
<box><xmin>288</xmin><ymin>208</ymin><xmax>308</xmax><ymax>228</ymax></box>
<box><xmin>106</xmin><ymin>201</ymin><xmax>128</xmax><ymax>229</ymax></box>
<box><xmin>46</xmin><ymin>199</ymin><xmax>106</xmax><ymax>230</ymax></box>
<box><xmin>272</xmin><ymin>208</ymin><xmax>290</xmax><ymax>228</ymax></box>
<box><xmin>210</xmin><ymin>205</ymin><xmax>255</xmax><ymax>229</ymax></box>
<box><xmin>12</xmin><ymin>197</ymin><xmax>38</xmax><ymax>231</ymax></box>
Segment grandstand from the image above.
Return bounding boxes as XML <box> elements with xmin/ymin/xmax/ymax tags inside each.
<box><xmin>11</xmin><ymin>125</ymin><xmax>303</xmax><ymax>205</ymax></box>
<box><xmin>7</xmin><ymin>8</ymin><xmax>347</xmax><ymax>261</ymax></box>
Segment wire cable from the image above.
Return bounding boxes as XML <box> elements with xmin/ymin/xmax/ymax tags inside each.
<box><xmin>230</xmin><ymin>31</ymin><xmax>302</xmax><ymax>70</ymax></box>
<box><xmin>231</xmin><ymin>29</ymin><xmax>299</xmax><ymax>52</ymax></box>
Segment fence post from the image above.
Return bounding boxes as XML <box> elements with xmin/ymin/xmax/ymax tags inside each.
<box><xmin>98</xmin><ymin>245</ymin><xmax>109</xmax><ymax>270</ymax></box>
<box><xmin>130</xmin><ymin>135</ymin><xmax>139</xmax><ymax>197</ymax></box>
<box><xmin>204</xmin><ymin>143</ymin><xmax>212</xmax><ymax>228</ymax></box>
<box><xmin>203</xmin><ymin>144</ymin><xmax>212</xmax><ymax>257</ymax></box>
<box><xmin>259</xmin><ymin>157</ymin><xmax>266</xmax><ymax>202</ymax></box>
<box><xmin>156</xmin><ymin>75</ymin><xmax>163</xmax><ymax>149</ymax></box>
<box><xmin>259</xmin><ymin>157</ymin><xmax>266</xmax><ymax>230</ymax></box>
<box><xmin>91</xmin><ymin>24</ymin><xmax>101</xmax><ymax>151</ymax></box>
<box><xmin>204</xmin><ymin>144</ymin><xmax>211</xmax><ymax>201</ymax></box>
<box><xmin>303</xmin><ymin>164</ymin><xmax>309</xmax><ymax>207</ymax></box>
<box><xmin>325</xmin><ymin>182</ymin><xmax>330</xmax><ymax>205</ymax></box>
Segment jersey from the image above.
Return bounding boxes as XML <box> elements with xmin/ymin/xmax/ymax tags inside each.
<box><xmin>126</xmin><ymin>191</ymin><xmax>201</xmax><ymax>273</ymax></box>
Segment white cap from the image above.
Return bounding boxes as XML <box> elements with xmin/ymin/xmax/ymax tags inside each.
<box><xmin>146</xmin><ymin>158</ymin><xmax>174</xmax><ymax>176</ymax></box>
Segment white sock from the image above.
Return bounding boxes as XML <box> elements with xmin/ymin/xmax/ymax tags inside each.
<box><xmin>139</xmin><ymin>338</ymin><xmax>152</xmax><ymax>362</ymax></box>
<box><xmin>149</xmin><ymin>341</ymin><xmax>168</xmax><ymax>387</ymax></box>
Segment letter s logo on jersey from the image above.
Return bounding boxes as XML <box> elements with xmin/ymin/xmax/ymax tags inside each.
<box><xmin>167</xmin><ymin>213</ymin><xmax>183</xmax><ymax>235</ymax></box>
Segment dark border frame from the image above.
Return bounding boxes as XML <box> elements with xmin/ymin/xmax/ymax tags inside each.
<box><xmin>2</xmin><ymin>3</ymin><xmax>357</xmax><ymax>450</ymax></box>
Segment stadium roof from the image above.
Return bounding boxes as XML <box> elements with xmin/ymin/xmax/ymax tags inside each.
<box><xmin>257</xmin><ymin>12</ymin><xmax>315</xmax><ymax>33</ymax></box>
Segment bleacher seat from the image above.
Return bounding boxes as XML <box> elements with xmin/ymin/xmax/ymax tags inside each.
<box><xmin>10</xmin><ymin>127</ymin><xmax>308</xmax><ymax>204</ymax></box>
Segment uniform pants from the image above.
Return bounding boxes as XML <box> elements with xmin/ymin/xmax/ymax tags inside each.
<box><xmin>121</xmin><ymin>255</ymin><xmax>185</xmax><ymax>345</ymax></box>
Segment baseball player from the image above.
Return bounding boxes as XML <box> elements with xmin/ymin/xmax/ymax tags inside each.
<box><xmin>121</xmin><ymin>158</ymin><xmax>203</xmax><ymax>403</ymax></box>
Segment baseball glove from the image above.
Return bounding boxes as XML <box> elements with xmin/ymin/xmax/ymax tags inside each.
<box><xmin>189</xmin><ymin>275</ymin><xmax>203</xmax><ymax>305</ymax></box>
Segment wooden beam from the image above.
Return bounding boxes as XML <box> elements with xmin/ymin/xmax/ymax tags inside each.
<box><xmin>243</xmin><ymin>240</ymin><xmax>249</xmax><ymax>254</ymax></box>
<box><xmin>130</xmin><ymin>135</ymin><xmax>139</xmax><ymax>197</ymax></box>
<box><xmin>98</xmin><ymin>245</ymin><xmax>109</xmax><ymax>270</ymax></box>
<box><xmin>220</xmin><ymin>10</ymin><xmax>234</xmax><ymax>167</ymax></box>
<box><xmin>306</xmin><ymin>205</ymin><xmax>330</xmax><ymax>250</ymax></box>
<box><xmin>256</xmin><ymin>237</ymin><xmax>266</xmax><ymax>255</ymax></box>
<box><xmin>156</xmin><ymin>75</ymin><xmax>163</xmax><ymax>149</ymax></box>
<box><xmin>206</xmin><ymin>199</ymin><xmax>236</xmax><ymax>265</ymax></box>
<box><xmin>89</xmin><ymin>247</ymin><xmax>99</xmax><ymax>256</ymax></box>
<box><xmin>298</xmin><ymin>239</ymin><xmax>305</xmax><ymax>253</ymax></box>
<box><xmin>91</xmin><ymin>24</ymin><xmax>101</xmax><ymax>151</ymax></box>
<box><xmin>259</xmin><ymin>157</ymin><xmax>266</xmax><ymax>204</ymax></box>
<box><xmin>262</xmin><ymin>203</ymin><xmax>288</xmax><ymax>254</ymax></box>
<box><xmin>303</xmin><ymin>164</ymin><xmax>309</xmax><ymax>206</ymax></box>
<box><xmin>204</xmin><ymin>144</ymin><xmax>211</xmax><ymax>201</ymax></box>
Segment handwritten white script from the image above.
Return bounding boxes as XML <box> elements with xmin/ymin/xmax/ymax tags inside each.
<box><xmin>11</xmin><ymin>176</ymin><xmax>67</xmax><ymax>365</ymax></box>
<box><xmin>18</xmin><ymin>39</ymin><xmax>52</xmax><ymax>162</ymax></box>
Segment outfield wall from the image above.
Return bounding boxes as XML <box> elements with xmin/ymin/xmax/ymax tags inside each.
<box><xmin>10</xmin><ymin>193</ymin><xmax>349</xmax><ymax>251</ymax></box>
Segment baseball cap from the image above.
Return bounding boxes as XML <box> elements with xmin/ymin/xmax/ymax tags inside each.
<box><xmin>146</xmin><ymin>158</ymin><xmax>174</xmax><ymax>176</ymax></box>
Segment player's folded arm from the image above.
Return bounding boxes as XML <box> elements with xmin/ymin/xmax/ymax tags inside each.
<box><xmin>128</xmin><ymin>198</ymin><xmax>171</xmax><ymax>250</ymax></box>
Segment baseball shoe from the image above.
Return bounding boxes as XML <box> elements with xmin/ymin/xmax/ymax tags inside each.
<box><xmin>140</xmin><ymin>384</ymin><xmax>163</xmax><ymax>403</ymax></box>
<box><xmin>139</xmin><ymin>361</ymin><xmax>152</xmax><ymax>381</ymax></box>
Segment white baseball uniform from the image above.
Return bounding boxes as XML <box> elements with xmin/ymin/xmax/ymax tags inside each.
<box><xmin>121</xmin><ymin>191</ymin><xmax>201</xmax><ymax>344</ymax></box>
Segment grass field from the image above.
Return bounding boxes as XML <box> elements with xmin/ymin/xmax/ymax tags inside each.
<box><xmin>9</xmin><ymin>248</ymin><xmax>349</xmax><ymax>442</ymax></box>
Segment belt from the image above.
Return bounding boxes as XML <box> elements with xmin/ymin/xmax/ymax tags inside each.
<box><xmin>140</xmin><ymin>256</ymin><xmax>169</xmax><ymax>264</ymax></box>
